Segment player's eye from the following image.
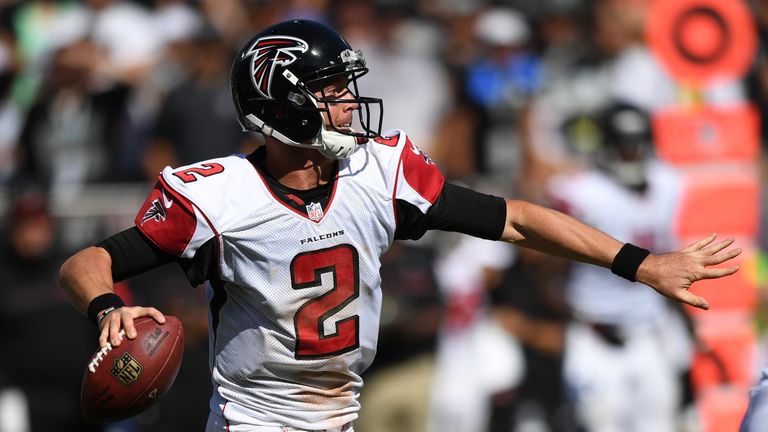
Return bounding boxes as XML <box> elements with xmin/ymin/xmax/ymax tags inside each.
<box><xmin>323</xmin><ymin>87</ymin><xmax>345</xmax><ymax>98</ymax></box>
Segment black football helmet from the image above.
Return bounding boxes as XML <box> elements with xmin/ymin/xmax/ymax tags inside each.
<box><xmin>231</xmin><ymin>19</ymin><xmax>383</xmax><ymax>159</ymax></box>
<box><xmin>595</xmin><ymin>101</ymin><xmax>654</xmax><ymax>191</ymax></box>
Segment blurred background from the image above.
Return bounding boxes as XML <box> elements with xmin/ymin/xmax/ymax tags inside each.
<box><xmin>0</xmin><ymin>0</ymin><xmax>765</xmax><ymax>431</ymax></box>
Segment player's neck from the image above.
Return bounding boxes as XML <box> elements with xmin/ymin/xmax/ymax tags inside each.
<box><xmin>262</xmin><ymin>139</ymin><xmax>336</xmax><ymax>190</ymax></box>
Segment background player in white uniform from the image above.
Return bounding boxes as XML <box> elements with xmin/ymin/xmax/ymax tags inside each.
<box><xmin>427</xmin><ymin>236</ymin><xmax>520</xmax><ymax>432</ymax></box>
<box><xmin>548</xmin><ymin>102</ymin><xmax>692</xmax><ymax>432</ymax></box>
<box><xmin>60</xmin><ymin>20</ymin><xmax>741</xmax><ymax>432</ymax></box>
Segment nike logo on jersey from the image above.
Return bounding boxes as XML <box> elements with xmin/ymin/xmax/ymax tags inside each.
<box><xmin>161</xmin><ymin>190</ymin><xmax>173</xmax><ymax>208</ymax></box>
<box><xmin>300</xmin><ymin>230</ymin><xmax>345</xmax><ymax>245</ymax></box>
<box><xmin>141</xmin><ymin>199</ymin><xmax>167</xmax><ymax>225</ymax></box>
<box><xmin>408</xmin><ymin>140</ymin><xmax>435</xmax><ymax>165</ymax></box>
<box><xmin>409</xmin><ymin>140</ymin><xmax>421</xmax><ymax>155</ymax></box>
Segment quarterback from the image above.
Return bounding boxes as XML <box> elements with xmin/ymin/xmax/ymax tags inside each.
<box><xmin>60</xmin><ymin>20</ymin><xmax>741</xmax><ymax>432</ymax></box>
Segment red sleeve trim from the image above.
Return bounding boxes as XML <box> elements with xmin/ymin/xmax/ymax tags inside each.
<box><xmin>159</xmin><ymin>176</ymin><xmax>223</xmax><ymax>279</ymax></box>
<box><xmin>134</xmin><ymin>177</ymin><xmax>197</xmax><ymax>257</ymax></box>
<box><xmin>392</xmin><ymin>154</ymin><xmax>404</xmax><ymax>228</ymax></box>
<box><xmin>400</xmin><ymin>136</ymin><xmax>445</xmax><ymax>204</ymax></box>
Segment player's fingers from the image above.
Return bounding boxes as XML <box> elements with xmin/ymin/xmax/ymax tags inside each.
<box><xmin>701</xmin><ymin>237</ymin><xmax>735</xmax><ymax>255</ymax></box>
<box><xmin>698</xmin><ymin>265</ymin><xmax>740</xmax><ymax>280</ymax></box>
<box><xmin>142</xmin><ymin>307</ymin><xmax>166</xmax><ymax>324</ymax></box>
<box><xmin>676</xmin><ymin>289</ymin><xmax>709</xmax><ymax>310</ymax></box>
<box><xmin>98</xmin><ymin>324</ymin><xmax>109</xmax><ymax>348</ymax></box>
<box><xmin>703</xmin><ymin>247</ymin><xmax>742</xmax><ymax>266</ymax></box>
<box><xmin>123</xmin><ymin>312</ymin><xmax>138</xmax><ymax>340</ymax></box>
<box><xmin>109</xmin><ymin>313</ymin><xmax>123</xmax><ymax>347</ymax></box>
<box><xmin>682</xmin><ymin>233</ymin><xmax>717</xmax><ymax>253</ymax></box>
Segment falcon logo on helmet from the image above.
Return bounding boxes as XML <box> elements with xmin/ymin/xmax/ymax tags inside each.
<box><xmin>242</xmin><ymin>35</ymin><xmax>308</xmax><ymax>98</ymax></box>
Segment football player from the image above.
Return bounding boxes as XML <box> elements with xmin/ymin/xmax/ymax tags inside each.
<box><xmin>550</xmin><ymin>101</ymin><xmax>693</xmax><ymax>432</ymax></box>
<box><xmin>60</xmin><ymin>20</ymin><xmax>741</xmax><ymax>432</ymax></box>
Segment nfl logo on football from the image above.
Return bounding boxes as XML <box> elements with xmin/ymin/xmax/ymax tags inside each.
<box><xmin>306</xmin><ymin>202</ymin><xmax>323</xmax><ymax>221</ymax></box>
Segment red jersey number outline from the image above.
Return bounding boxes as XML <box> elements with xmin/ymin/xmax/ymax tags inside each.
<box><xmin>290</xmin><ymin>244</ymin><xmax>360</xmax><ymax>359</ymax></box>
<box><xmin>172</xmin><ymin>163</ymin><xmax>225</xmax><ymax>183</ymax></box>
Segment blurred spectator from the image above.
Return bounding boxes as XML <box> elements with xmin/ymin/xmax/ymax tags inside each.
<box><xmin>0</xmin><ymin>189</ymin><xmax>100</xmax><ymax>432</ymax></box>
<box><xmin>142</xmin><ymin>26</ymin><xmax>258</xmax><ymax>179</ymax></box>
<box><xmin>357</xmin><ymin>242</ymin><xmax>443</xmax><ymax>432</ymax></box>
<box><xmin>529</xmin><ymin>0</ymin><xmax>586</xmax><ymax>86</ymax></box>
<box><xmin>465</xmin><ymin>6</ymin><xmax>542</xmax><ymax>179</ymax></box>
<box><xmin>546</xmin><ymin>101</ymin><xmax>693</xmax><ymax>432</ymax></box>
<box><xmin>199</xmin><ymin>0</ymin><xmax>254</xmax><ymax>48</ymax></box>
<box><xmin>522</xmin><ymin>0</ymin><xmax>661</xmax><ymax>175</ymax></box>
<box><xmin>429</xmin><ymin>73</ymin><xmax>481</xmax><ymax>180</ymax></box>
<box><xmin>280</xmin><ymin>0</ymin><xmax>331</xmax><ymax>22</ymax></box>
<box><xmin>427</xmin><ymin>235</ymin><xmax>519</xmax><ymax>432</ymax></box>
<box><xmin>0</xmin><ymin>29</ymin><xmax>21</xmax><ymax>184</ymax></box>
<box><xmin>488</xmin><ymin>247</ymin><xmax>573</xmax><ymax>432</ymax></box>
<box><xmin>435</xmin><ymin>7</ymin><xmax>483</xmax><ymax>70</ymax></box>
<box><xmin>88</xmin><ymin>0</ymin><xmax>163</xmax><ymax>86</ymax></box>
<box><xmin>151</xmin><ymin>0</ymin><xmax>204</xmax><ymax>49</ymax></box>
<box><xmin>17</xmin><ymin>38</ymin><xmax>134</xmax><ymax>191</ymax></box>
<box><xmin>5</xmin><ymin>0</ymin><xmax>91</xmax><ymax>108</ymax></box>
<box><xmin>108</xmin><ymin>0</ymin><xmax>206</xmax><ymax>180</ymax></box>
<box><xmin>336</xmin><ymin>0</ymin><xmax>449</xmax><ymax>153</ymax></box>
<box><xmin>466</xmin><ymin>8</ymin><xmax>539</xmax><ymax>109</ymax></box>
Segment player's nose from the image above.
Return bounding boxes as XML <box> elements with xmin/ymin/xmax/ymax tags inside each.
<box><xmin>340</xmin><ymin>91</ymin><xmax>359</xmax><ymax>111</ymax></box>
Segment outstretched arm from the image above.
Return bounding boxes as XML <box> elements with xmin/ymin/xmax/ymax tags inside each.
<box><xmin>500</xmin><ymin>200</ymin><xmax>741</xmax><ymax>310</ymax></box>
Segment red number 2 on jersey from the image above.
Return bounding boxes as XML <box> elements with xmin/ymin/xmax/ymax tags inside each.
<box><xmin>290</xmin><ymin>244</ymin><xmax>360</xmax><ymax>359</ymax></box>
<box><xmin>172</xmin><ymin>163</ymin><xmax>225</xmax><ymax>183</ymax></box>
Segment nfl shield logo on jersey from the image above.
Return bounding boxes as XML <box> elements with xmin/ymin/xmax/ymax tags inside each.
<box><xmin>306</xmin><ymin>202</ymin><xmax>323</xmax><ymax>221</ymax></box>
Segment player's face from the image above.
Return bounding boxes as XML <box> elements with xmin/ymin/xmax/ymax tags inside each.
<box><xmin>314</xmin><ymin>77</ymin><xmax>359</xmax><ymax>133</ymax></box>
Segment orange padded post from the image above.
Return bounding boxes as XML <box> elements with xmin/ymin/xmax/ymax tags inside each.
<box><xmin>690</xmin><ymin>316</ymin><xmax>756</xmax><ymax>391</ymax></box>
<box><xmin>653</xmin><ymin>104</ymin><xmax>759</xmax><ymax>164</ymax></box>
<box><xmin>696</xmin><ymin>386</ymin><xmax>751</xmax><ymax>432</ymax></box>
<box><xmin>675</xmin><ymin>169</ymin><xmax>759</xmax><ymax>239</ymax></box>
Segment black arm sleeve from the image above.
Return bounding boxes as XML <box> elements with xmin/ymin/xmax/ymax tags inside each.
<box><xmin>96</xmin><ymin>227</ymin><xmax>218</xmax><ymax>286</ymax></box>
<box><xmin>394</xmin><ymin>182</ymin><xmax>507</xmax><ymax>241</ymax></box>
<box><xmin>96</xmin><ymin>227</ymin><xmax>176</xmax><ymax>282</ymax></box>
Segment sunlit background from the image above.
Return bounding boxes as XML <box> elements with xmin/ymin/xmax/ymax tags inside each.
<box><xmin>0</xmin><ymin>0</ymin><xmax>765</xmax><ymax>431</ymax></box>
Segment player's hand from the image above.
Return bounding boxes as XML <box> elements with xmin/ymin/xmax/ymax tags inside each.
<box><xmin>98</xmin><ymin>306</ymin><xmax>166</xmax><ymax>348</ymax></box>
<box><xmin>636</xmin><ymin>234</ymin><xmax>741</xmax><ymax>310</ymax></box>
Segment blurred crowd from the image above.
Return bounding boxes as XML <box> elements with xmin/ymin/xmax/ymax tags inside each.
<box><xmin>0</xmin><ymin>0</ymin><xmax>766</xmax><ymax>431</ymax></box>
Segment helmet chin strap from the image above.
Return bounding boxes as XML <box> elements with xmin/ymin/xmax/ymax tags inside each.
<box><xmin>316</xmin><ymin>127</ymin><xmax>360</xmax><ymax>159</ymax></box>
<box><xmin>244</xmin><ymin>113</ymin><xmax>361</xmax><ymax>159</ymax></box>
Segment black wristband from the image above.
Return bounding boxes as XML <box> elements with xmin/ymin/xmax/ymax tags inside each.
<box><xmin>87</xmin><ymin>293</ymin><xmax>126</xmax><ymax>326</ymax></box>
<box><xmin>611</xmin><ymin>243</ymin><xmax>651</xmax><ymax>282</ymax></box>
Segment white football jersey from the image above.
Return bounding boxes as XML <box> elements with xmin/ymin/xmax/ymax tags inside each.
<box><xmin>547</xmin><ymin>161</ymin><xmax>682</xmax><ymax>326</ymax></box>
<box><xmin>135</xmin><ymin>130</ymin><xmax>444</xmax><ymax>430</ymax></box>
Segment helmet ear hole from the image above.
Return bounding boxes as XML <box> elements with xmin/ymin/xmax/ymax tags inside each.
<box><xmin>273</xmin><ymin>105</ymin><xmax>322</xmax><ymax>143</ymax></box>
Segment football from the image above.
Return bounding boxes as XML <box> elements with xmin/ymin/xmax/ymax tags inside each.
<box><xmin>81</xmin><ymin>316</ymin><xmax>184</xmax><ymax>422</ymax></box>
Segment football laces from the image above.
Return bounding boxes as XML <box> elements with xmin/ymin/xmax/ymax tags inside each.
<box><xmin>88</xmin><ymin>330</ymin><xmax>126</xmax><ymax>373</ymax></box>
